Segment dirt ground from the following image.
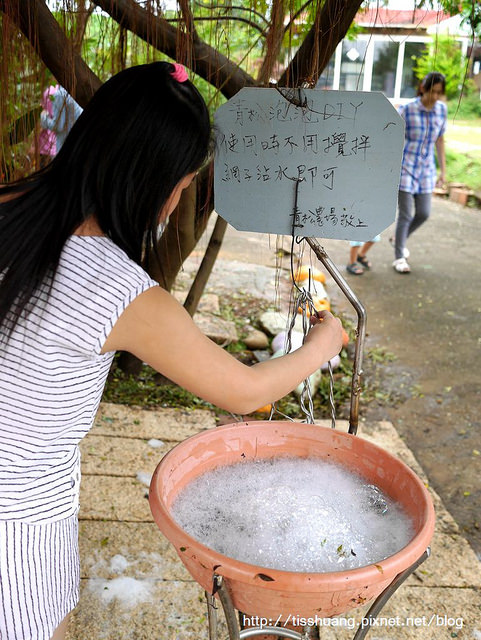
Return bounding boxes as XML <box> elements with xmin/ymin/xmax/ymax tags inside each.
<box><xmin>207</xmin><ymin>195</ymin><xmax>481</xmax><ymax>560</ymax></box>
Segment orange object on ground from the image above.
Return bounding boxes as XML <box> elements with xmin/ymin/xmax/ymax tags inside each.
<box><xmin>252</xmin><ymin>404</ymin><xmax>272</xmax><ymax>415</ymax></box>
<box><xmin>294</xmin><ymin>265</ymin><xmax>326</xmax><ymax>284</ymax></box>
<box><xmin>150</xmin><ymin>421</ymin><xmax>435</xmax><ymax>620</ymax></box>
<box><xmin>298</xmin><ymin>296</ymin><xmax>330</xmax><ymax>315</ymax></box>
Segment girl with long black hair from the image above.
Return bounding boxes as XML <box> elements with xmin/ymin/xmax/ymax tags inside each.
<box><xmin>0</xmin><ymin>61</ymin><xmax>342</xmax><ymax>640</ymax></box>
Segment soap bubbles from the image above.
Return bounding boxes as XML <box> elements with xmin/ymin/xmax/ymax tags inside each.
<box><xmin>172</xmin><ymin>457</ymin><xmax>414</xmax><ymax>573</ymax></box>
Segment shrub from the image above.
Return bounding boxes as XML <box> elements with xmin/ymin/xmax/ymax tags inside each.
<box><xmin>413</xmin><ymin>35</ymin><xmax>466</xmax><ymax>100</ymax></box>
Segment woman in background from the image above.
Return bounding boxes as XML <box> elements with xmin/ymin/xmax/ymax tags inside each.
<box><xmin>392</xmin><ymin>71</ymin><xmax>447</xmax><ymax>274</ymax></box>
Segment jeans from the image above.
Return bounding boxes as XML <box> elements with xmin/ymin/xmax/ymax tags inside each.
<box><xmin>394</xmin><ymin>190</ymin><xmax>432</xmax><ymax>260</ymax></box>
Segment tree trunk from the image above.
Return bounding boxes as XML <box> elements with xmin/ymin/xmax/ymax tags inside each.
<box><xmin>183</xmin><ymin>215</ymin><xmax>228</xmax><ymax>317</ymax></box>
<box><xmin>279</xmin><ymin>0</ymin><xmax>364</xmax><ymax>87</ymax></box>
<box><xmin>0</xmin><ymin>0</ymin><xmax>101</xmax><ymax>107</ymax></box>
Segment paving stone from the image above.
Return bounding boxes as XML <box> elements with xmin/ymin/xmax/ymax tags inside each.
<box><xmin>80</xmin><ymin>475</ymin><xmax>153</xmax><ymax>522</ymax></box>
<box><xmin>92</xmin><ymin>403</ymin><xmax>217</xmax><ymax>441</ymax></box>
<box><xmin>78</xmin><ymin>521</ymin><xmax>191</xmax><ymax>581</ymax></box>
<box><xmin>67</xmin><ymin>579</ymin><xmax>210</xmax><ymax>640</ymax></box>
<box><xmin>80</xmin><ymin>435</ymin><xmax>171</xmax><ymax>477</ymax></box>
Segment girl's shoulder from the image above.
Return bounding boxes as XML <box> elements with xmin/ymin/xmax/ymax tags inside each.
<box><xmin>62</xmin><ymin>235</ymin><xmax>154</xmax><ymax>288</ymax></box>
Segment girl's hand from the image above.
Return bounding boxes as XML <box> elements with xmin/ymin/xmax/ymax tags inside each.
<box><xmin>305</xmin><ymin>310</ymin><xmax>343</xmax><ymax>363</ymax></box>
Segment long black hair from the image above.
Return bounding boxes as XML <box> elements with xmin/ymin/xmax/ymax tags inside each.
<box><xmin>0</xmin><ymin>62</ymin><xmax>211</xmax><ymax>335</ymax></box>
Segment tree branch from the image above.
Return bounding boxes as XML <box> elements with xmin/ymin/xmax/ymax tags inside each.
<box><xmin>193</xmin><ymin>1</ymin><xmax>269</xmax><ymax>26</ymax></box>
<box><xmin>94</xmin><ymin>0</ymin><xmax>255</xmax><ymax>98</ymax></box>
<box><xmin>165</xmin><ymin>14</ymin><xmax>266</xmax><ymax>36</ymax></box>
<box><xmin>0</xmin><ymin>0</ymin><xmax>101</xmax><ymax>107</ymax></box>
<box><xmin>283</xmin><ymin>0</ymin><xmax>312</xmax><ymax>35</ymax></box>
<box><xmin>278</xmin><ymin>0</ymin><xmax>363</xmax><ymax>87</ymax></box>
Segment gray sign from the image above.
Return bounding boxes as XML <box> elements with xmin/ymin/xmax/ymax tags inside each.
<box><xmin>214</xmin><ymin>88</ymin><xmax>404</xmax><ymax>241</ymax></box>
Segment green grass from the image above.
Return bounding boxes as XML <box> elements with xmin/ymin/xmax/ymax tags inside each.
<box><xmin>444</xmin><ymin>117</ymin><xmax>481</xmax><ymax>193</ymax></box>
<box><xmin>445</xmin><ymin>148</ymin><xmax>481</xmax><ymax>194</ymax></box>
<box><xmin>102</xmin><ymin>357</ymin><xmax>215</xmax><ymax>410</ymax></box>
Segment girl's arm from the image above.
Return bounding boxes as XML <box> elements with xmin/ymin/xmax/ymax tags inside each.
<box><xmin>101</xmin><ymin>286</ymin><xmax>343</xmax><ymax>414</ymax></box>
<box><xmin>435</xmin><ymin>135</ymin><xmax>446</xmax><ymax>188</ymax></box>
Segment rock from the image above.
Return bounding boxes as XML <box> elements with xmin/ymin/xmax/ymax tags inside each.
<box><xmin>242</xmin><ymin>326</ymin><xmax>269</xmax><ymax>350</ymax></box>
<box><xmin>252</xmin><ymin>350</ymin><xmax>271</xmax><ymax>362</ymax></box>
<box><xmin>197</xmin><ymin>293</ymin><xmax>220</xmax><ymax>314</ymax></box>
<box><xmin>193</xmin><ymin>314</ymin><xmax>238</xmax><ymax>346</ymax></box>
<box><xmin>271</xmin><ymin>330</ymin><xmax>304</xmax><ymax>353</ymax></box>
<box><xmin>259</xmin><ymin>311</ymin><xmax>304</xmax><ymax>336</ymax></box>
<box><xmin>295</xmin><ymin>369</ymin><xmax>321</xmax><ymax>397</ymax></box>
<box><xmin>321</xmin><ymin>354</ymin><xmax>341</xmax><ymax>371</ymax></box>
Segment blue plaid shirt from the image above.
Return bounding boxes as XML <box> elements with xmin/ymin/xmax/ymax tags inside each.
<box><xmin>398</xmin><ymin>98</ymin><xmax>447</xmax><ymax>194</ymax></box>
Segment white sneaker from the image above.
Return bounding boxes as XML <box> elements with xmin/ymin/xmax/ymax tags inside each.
<box><xmin>392</xmin><ymin>258</ymin><xmax>411</xmax><ymax>273</ymax></box>
<box><xmin>389</xmin><ymin>237</ymin><xmax>410</xmax><ymax>259</ymax></box>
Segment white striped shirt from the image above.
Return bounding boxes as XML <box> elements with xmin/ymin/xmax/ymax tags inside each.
<box><xmin>0</xmin><ymin>236</ymin><xmax>158</xmax><ymax>523</ymax></box>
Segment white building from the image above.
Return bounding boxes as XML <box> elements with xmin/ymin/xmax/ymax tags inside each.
<box><xmin>316</xmin><ymin>7</ymin><xmax>475</xmax><ymax>104</ymax></box>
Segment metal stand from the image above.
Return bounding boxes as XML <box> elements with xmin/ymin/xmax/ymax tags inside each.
<box><xmin>205</xmin><ymin>548</ymin><xmax>430</xmax><ymax>640</ymax></box>
<box><xmin>304</xmin><ymin>238</ymin><xmax>366</xmax><ymax>436</ymax></box>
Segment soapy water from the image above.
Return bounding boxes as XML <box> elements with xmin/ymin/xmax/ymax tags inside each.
<box><xmin>171</xmin><ymin>457</ymin><xmax>414</xmax><ymax>573</ymax></box>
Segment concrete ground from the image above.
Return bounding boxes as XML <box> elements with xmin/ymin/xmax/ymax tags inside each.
<box><xmin>67</xmin><ymin>404</ymin><xmax>481</xmax><ymax>640</ymax></box>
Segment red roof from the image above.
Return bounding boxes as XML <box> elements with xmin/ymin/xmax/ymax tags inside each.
<box><xmin>356</xmin><ymin>8</ymin><xmax>452</xmax><ymax>29</ymax></box>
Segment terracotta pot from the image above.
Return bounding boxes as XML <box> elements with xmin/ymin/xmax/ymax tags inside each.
<box><xmin>149</xmin><ymin>421</ymin><xmax>435</xmax><ymax>619</ymax></box>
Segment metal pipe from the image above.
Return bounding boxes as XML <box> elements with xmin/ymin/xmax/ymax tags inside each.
<box><xmin>214</xmin><ymin>575</ymin><xmax>241</xmax><ymax>640</ymax></box>
<box><xmin>239</xmin><ymin>628</ymin><xmax>305</xmax><ymax>639</ymax></box>
<box><xmin>305</xmin><ymin>238</ymin><xmax>367</xmax><ymax>435</ymax></box>
<box><xmin>206</xmin><ymin>590</ymin><xmax>219</xmax><ymax>640</ymax></box>
<box><xmin>352</xmin><ymin>548</ymin><xmax>431</xmax><ymax>640</ymax></box>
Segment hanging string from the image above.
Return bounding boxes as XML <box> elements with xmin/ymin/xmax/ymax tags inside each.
<box><xmin>283</xmin><ymin>178</ymin><xmax>337</xmax><ymax>427</ymax></box>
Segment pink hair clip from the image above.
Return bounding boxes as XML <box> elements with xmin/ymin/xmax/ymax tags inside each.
<box><xmin>171</xmin><ymin>63</ymin><xmax>189</xmax><ymax>83</ymax></box>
